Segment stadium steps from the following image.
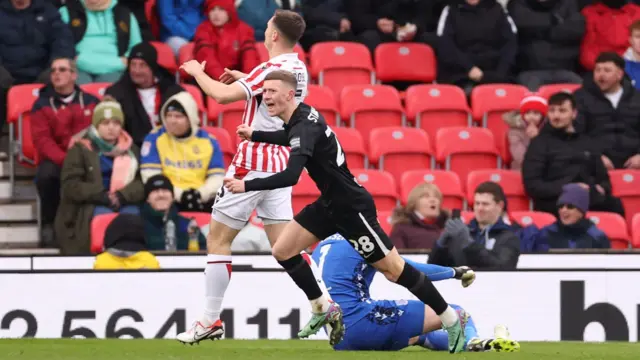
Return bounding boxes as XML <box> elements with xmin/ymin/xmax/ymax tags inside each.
<box><xmin>0</xmin><ymin>158</ymin><xmax>39</xmax><ymax>249</ymax></box>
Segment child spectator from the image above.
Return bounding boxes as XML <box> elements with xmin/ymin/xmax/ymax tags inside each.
<box><xmin>157</xmin><ymin>0</ymin><xmax>204</xmax><ymax>56</ymax></box>
<box><xmin>140</xmin><ymin>92</ymin><xmax>225</xmax><ymax>212</ymax></box>
<box><xmin>55</xmin><ymin>97</ymin><xmax>144</xmax><ymax>254</ymax></box>
<box><xmin>625</xmin><ymin>19</ymin><xmax>640</xmax><ymax>89</ymax></box>
<box><xmin>503</xmin><ymin>93</ymin><xmax>548</xmax><ymax>171</ymax></box>
<box><xmin>59</xmin><ymin>0</ymin><xmax>143</xmax><ymax>84</ymax></box>
<box><xmin>141</xmin><ymin>174</ymin><xmax>207</xmax><ymax>251</ymax></box>
<box><xmin>193</xmin><ymin>0</ymin><xmax>261</xmax><ymax>80</ymax></box>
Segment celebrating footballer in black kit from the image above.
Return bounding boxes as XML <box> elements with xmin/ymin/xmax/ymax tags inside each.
<box><xmin>224</xmin><ymin>70</ymin><xmax>468</xmax><ymax>353</ymax></box>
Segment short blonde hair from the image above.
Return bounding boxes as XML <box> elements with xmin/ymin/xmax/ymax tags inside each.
<box><xmin>391</xmin><ymin>182</ymin><xmax>444</xmax><ymax>225</ymax></box>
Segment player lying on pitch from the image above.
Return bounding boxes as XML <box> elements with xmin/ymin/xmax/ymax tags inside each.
<box><xmin>310</xmin><ymin>234</ymin><xmax>521</xmax><ymax>352</ymax></box>
<box><xmin>224</xmin><ymin>70</ymin><xmax>467</xmax><ymax>352</ymax></box>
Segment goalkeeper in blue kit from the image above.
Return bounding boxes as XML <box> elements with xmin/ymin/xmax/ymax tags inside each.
<box><xmin>310</xmin><ymin>234</ymin><xmax>521</xmax><ymax>352</ymax></box>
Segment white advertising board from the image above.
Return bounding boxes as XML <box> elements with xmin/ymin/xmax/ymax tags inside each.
<box><xmin>0</xmin><ymin>271</ymin><xmax>638</xmax><ymax>342</ymax></box>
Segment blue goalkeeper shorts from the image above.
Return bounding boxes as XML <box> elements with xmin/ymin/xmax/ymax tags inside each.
<box><xmin>334</xmin><ymin>299</ymin><xmax>425</xmax><ymax>351</ymax></box>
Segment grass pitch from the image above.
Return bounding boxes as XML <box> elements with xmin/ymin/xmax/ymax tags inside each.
<box><xmin>0</xmin><ymin>339</ymin><xmax>637</xmax><ymax>360</ymax></box>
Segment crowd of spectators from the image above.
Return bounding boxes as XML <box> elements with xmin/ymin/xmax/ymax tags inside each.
<box><xmin>3</xmin><ymin>0</ymin><xmax>640</xmax><ymax>265</ymax></box>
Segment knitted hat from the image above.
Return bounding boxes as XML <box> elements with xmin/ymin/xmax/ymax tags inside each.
<box><xmin>128</xmin><ymin>42</ymin><xmax>159</xmax><ymax>74</ymax></box>
<box><xmin>92</xmin><ymin>100</ymin><xmax>124</xmax><ymax>127</ymax></box>
<box><xmin>520</xmin><ymin>93</ymin><xmax>548</xmax><ymax>118</ymax></box>
<box><xmin>103</xmin><ymin>214</ymin><xmax>146</xmax><ymax>252</ymax></box>
<box><xmin>164</xmin><ymin>100</ymin><xmax>187</xmax><ymax>116</ymax></box>
<box><xmin>145</xmin><ymin>174</ymin><xmax>174</xmax><ymax>199</ymax></box>
<box><xmin>557</xmin><ymin>183</ymin><xmax>589</xmax><ymax>214</ymax></box>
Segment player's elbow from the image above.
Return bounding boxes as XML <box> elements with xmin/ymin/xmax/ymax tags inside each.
<box><xmin>213</xmin><ymin>94</ymin><xmax>234</xmax><ymax>105</ymax></box>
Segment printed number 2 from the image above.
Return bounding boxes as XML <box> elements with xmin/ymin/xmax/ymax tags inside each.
<box><xmin>349</xmin><ymin>236</ymin><xmax>375</xmax><ymax>256</ymax></box>
<box><xmin>317</xmin><ymin>244</ymin><xmax>331</xmax><ymax>276</ymax></box>
<box><xmin>325</xmin><ymin>126</ymin><xmax>345</xmax><ymax>167</ymax></box>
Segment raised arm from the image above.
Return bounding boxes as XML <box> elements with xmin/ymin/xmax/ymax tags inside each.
<box><xmin>252</xmin><ymin>130</ymin><xmax>290</xmax><ymax>146</ymax></box>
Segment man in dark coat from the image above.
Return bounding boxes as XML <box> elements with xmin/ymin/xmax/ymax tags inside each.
<box><xmin>523</xmin><ymin>91</ymin><xmax>625</xmax><ymax>216</ymax></box>
<box><xmin>508</xmin><ymin>0</ymin><xmax>585</xmax><ymax>90</ymax></box>
<box><xmin>575</xmin><ymin>52</ymin><xmax>640</xmax><ymax>170</ymax></box>
<box><xmin>300</xmin><ymin>0</ymin><xmax>357</xmax><ymax>51</ymax></box>
<box><xmin>105</xmin><ymin>42</ymin><xmax>184</xmax><ymax>147</ymax></box>
<box><xmin>436</xmin><ymin>0</ymin><xmax>517</xmax><ymax>93</ymax></box>
<box><xmin>429</xmin><ymin>182</ymin><xmax>520</xmax><ymax>270</ymax></box>
<box><xmin>0</xmin><ymin>0</ymin><xmax>75</xmax><ymax>129</ymax></box>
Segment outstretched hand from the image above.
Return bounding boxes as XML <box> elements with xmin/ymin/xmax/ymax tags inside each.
<box><xmin>180</xmin><ymin>60</ymin><xmax>206</xmax><ymax>76</ymax></box>
<box><xmin>219</xmin><ymin>68</ymin><xmax>247</xmax><ymax>84</ymax></box>
<box><xmin>237</xmin><ymin>124</ymin><xmax>253</xmax><ymax>141</ymax></box>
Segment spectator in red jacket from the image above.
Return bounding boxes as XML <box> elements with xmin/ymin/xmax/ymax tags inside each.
<box><xmin>31</xmin><ymin>57</ymin><xmax>99</xmax><ymax>247</ymax></box>
<box><xmin>193</xmin><ymin>0</ymin><xmax>261</xmax><ymax>80</ymax></box>
<box><xmin>580</xmin><ymin>0</ymin><xmax>640</xmax><ymax>71</ymax></box>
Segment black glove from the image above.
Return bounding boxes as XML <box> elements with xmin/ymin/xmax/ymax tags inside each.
<box><xmin>180</xmin><ymin>189</ymin><xmax>205</xmax><ymax>211</ymax></box>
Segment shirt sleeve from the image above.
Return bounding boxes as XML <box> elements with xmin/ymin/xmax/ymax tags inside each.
<box><xmin>289</xmin><ymin>121</ymin><xmax>322</xmax><ymax>158</ymax></box>
<box><xmin>237</xmin><ymin>62</ymin><xmax>281</xmax><ymax>100</ymax></box>
<box><xmin>244</xmin><ymin>154</ymin><xmax>308</xmax><ymax>191</ymax></box>
<box><xmin>139</xmin><ymin>133</ymin><xmax>162</xmax><ymax>170</ymax></box>
<box><xmin>207</xmin><ymin>135</ymin><xmax>226</xmax><ymax>176</ymax></box>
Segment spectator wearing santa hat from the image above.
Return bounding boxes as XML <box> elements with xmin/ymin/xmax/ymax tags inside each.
<box><xmin>503</xmin><ymin>93</ymin><xmax>548</xmax><ymax>170</ymax></box>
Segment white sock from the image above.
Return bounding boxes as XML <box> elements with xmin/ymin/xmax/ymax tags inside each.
<box><xmin>203</xmin><ymin>254</ymin><xmax>232</xmax><ymax>326</ymax></box>
<box><xmin>439</xmin><ymin>306</ymin><xmax>459</xmax><ymax>328</ymax></box>
<box><xmin>309</xmin><ymin>294</ymin><xmax>330</xmax><ymax>314</ymax></box>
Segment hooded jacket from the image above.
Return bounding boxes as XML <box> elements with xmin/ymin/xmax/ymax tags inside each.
<box><xmin>157</xmin><ymin>0</ymin><xmax>205</xmax><ymax>41</ymax></box>
<box><xmin>624</xmin><ymin>47</ymin><xmax>640</xmax><ymax>90</ymax></box>
<box><xmin>522</xmin><ymin>123</ymin><xmax>612</xmax><ymax>214</ymax></box>
<box><xmin>140</xmin><ymin>91</ymin><xmax>225</xmax><ymax>201</ymax></box>
<box><xmin>507</xmin><ymin>0</ymin><xmax>585</xmax><ymax>72</ymax></box>
<box><xmin>428</xmin><ymin>217</ymin><xmax>520</xmax><ymax>270</ymax></box>
<box><xmin>529</xmin><ymin>218</ymin><xmax>610</xmax><ymax>251</ymax></box>
<box><xmin>59</xmin><ymin>0</ymin><xmax>143</xmax><ymax>75</ymax></box>
<box><xmin>193</xmin><ymin>0</ymin><xmax>260</xmax><ymax>79</ymax></box>
<box><xmin>104</xmin><ymin>42</ymin><xmax>185</xmax><ymax>147</ymax></box>
<box><xmin>580</xmin><ymin>1</ymin><xmax>640</xmax><ymax>71</ymax></box>
<box><xmin>31</xmin><ymin>84</ymin><xmax>99</xmax><ymax>166</ymax></box>
<box><xmin>574</xmin><ymin>77</ymin><xmax>640</xmax><ymax>168</ymax></box>
<box><xmin>436</xmin><ymin>0</ymin><xmax>518</xmax><ymax>83</ymax></box>
<box><xmin>0</xmin><ymin>0</ymin><xmax>75</xmax><ymax>83</ymax></box>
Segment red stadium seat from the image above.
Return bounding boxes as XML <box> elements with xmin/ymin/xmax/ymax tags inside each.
<box><xmin>151</xmin><ymin>41</ymin><xmax>178</xmax><ymax>74</ymax></box>
<box><xmin>177</xmin><ymin>42</ymin><xmax>195</xmax><ymax>80</ymax></box>
<box><xmin>631</xmin><ymin>213</ymin><xmax>640</xmax><ymax>248</ymax></box>
<box><xmin>369</xmin><ymin>127</ymin><xmax>433</xmax><ymax>183</ymax></box>
<box><xmin>377</xmin><ymin>210</ymin><xmax>394</xmax><ymax>235</ymax></box>
<box><xmin>203</xmin><ymin>127</ymin><xmax>234</xmax><ymax>166</ymax></box>
<box><xmin>292</xmin><ymin>172</ymin><xmax>320</xmax><ymax>214</ymax></box>
<box><xmin>510</xmin><ymin>211</ymin><xmax>555</xmax><ymax>228</ymax></box>
<box><xmin>331</xmin><ymin>127</ymin><xmax>366</xmax><ymax>168</ymax></box>
<box><xmin>80</xmin><ymin>82</ymin><xmax>111</xmax><ymax>100</ymax></box>
<box><xmin>436</xmin><ymin>127</ymin><xmax>500</xmax><ymax>183</ymax></box>
<box><xmin>350</xmin><ymin>169</ymin><xmax>398</xmax><ymax>212</ymax></box>
<box><xmin>374</xmin><ymin>43</ymin><xmax>436</xmax><ymax>83</ymax></box>
<box><xmin>538</xmin><ymin>83</ymin><xmax>581</xmax><ymax>100</ymax></box>
<box><xmin>608</xmin><ymin>170</ymin><xmax>640</xmax><ymax>225</ymax></box>
<box><xmin>470</xmin><ymin>84</ymin><xmax>527</xmax><ymax>159</ymax></box>
<box><xmin>181</xmin><ymin>83</ymin><xmax>207</xmax><ymax>124</ymax></box>
<box><xmin>466</xmin><ymin>170</ymin><xmax>529</xmax><ymax>211</ymax></box>
<box><xmin>400</xmin><ymin>170</ymin><xmax>464</xmax><ymax>210</ymax></box>
<box><xmin>179</xmin><ymin>212</ymin><xmax>212</xmax><ymax>228</ymax></box>
<box><xmin>207</xmin><ymin>97</ymin><xmax>246</xmax><ymax>134</ymax></box>
<box><xmin>341</xmin><ymin>85</ymin><xmax>404</xmax><ymax>145</ymax></box>
<box><xmin>7</xmin><ymin>84</ymin><xmax>44</xmax><ymax>167</ymax></box>
<box><xmin>90</xmin><ymin>213</ymin><xmax>119</xmax><ymax>253</ymax></box>
<box><xmin>310</xmin><ymin>42</ymin><xmax>374</xmax><ymax>97</ymax></box>
<box><xmin>586</xmin><ymin>211</ymin><xmax>630</xmax><ymax>249</ymax></box>
<box><xmin>256</xmin><ymin>42</ymin><xmax>307</xmax><ymax>64</ymax></box>
<box><xmin>405</xmin><ymin>84</ymin><xmax>471</xmax><ymax>142</ymax></box>
<box><xmin>306</xmin><ymin>85</ymin><xmax>340</xmax><ymax>126</ymax></box>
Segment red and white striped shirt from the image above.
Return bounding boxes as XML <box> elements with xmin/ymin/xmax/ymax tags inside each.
<box><xmin>232</xmin><ymin>53</ymin><xmax>308</xmax><ymax>173</ymax></box>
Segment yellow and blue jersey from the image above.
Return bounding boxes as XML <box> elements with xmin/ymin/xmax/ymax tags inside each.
<box><xmin>140</xmin><ymin>127</ymin><xmax>225</xmax><ymax>190</ymax></box>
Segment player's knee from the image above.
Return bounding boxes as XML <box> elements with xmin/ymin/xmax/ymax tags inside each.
<box><xmin>271</xmin><ymin>242</ymin><xmax>293</xmax><ymax>261</ymax></box>
<box><xmin>206</xmin><ymin>219</ymin><xmax>238</xmax><ymax>254</ymax></box>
